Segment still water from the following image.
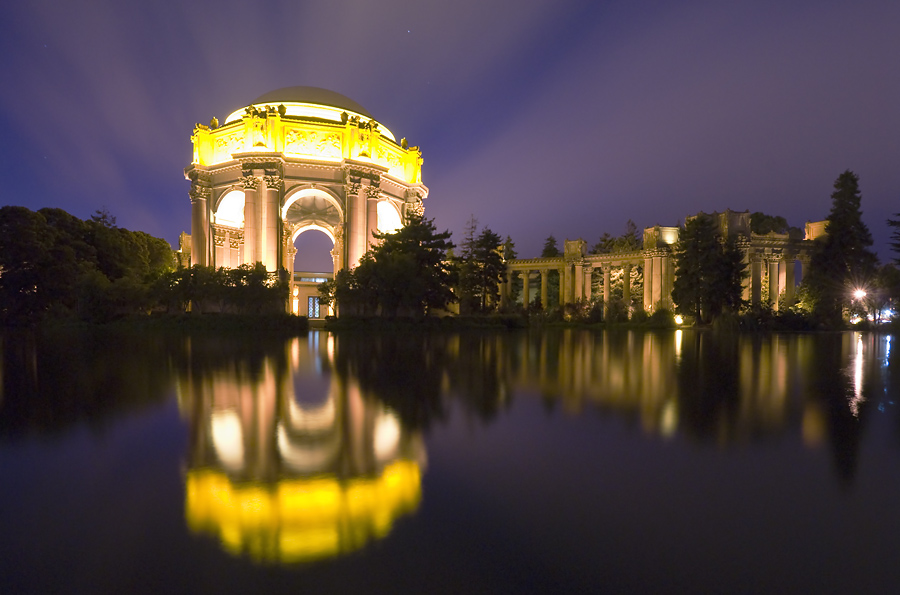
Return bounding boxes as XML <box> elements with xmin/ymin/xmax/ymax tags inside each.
<box><xmin>0</xmin><ymin>328</ymin><xmax>898</xmax><ymax>594</ymax></box>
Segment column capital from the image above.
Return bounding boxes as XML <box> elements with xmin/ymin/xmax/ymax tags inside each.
<box><xmin>263</xmin><ymin>175</ymin><xmax>283</xmax><ymax>190</ymax></box>
<box><xmin>242</xmin><ymin>175</ymin><xmax>260</xmax><ymax>190</ymax></box>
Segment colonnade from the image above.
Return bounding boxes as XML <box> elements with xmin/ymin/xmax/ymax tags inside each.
<box><xmin>503</xmin><ymin>218</ymin><xmax>818</xmax><ymax>316</ymax></box>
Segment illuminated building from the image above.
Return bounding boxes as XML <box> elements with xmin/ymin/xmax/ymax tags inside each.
<box><xmin>182</xmin><ymin>86</ymin><xmax>428</xmax><ymax>316</ymax></box>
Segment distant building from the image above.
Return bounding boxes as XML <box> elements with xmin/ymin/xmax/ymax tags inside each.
<box><xmin>182</xmin><ymin>86</ymin><xmax>428</xmax><ymax>317</ymax></box>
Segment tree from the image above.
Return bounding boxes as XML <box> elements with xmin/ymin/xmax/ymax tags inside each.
<box><xmin>671</xmin><ymin>214</ymin><xmax>746</xmax><ymax>322</ymax></box>
<box><xmin>541</xmin><ymin>235</ymin><xmax>561</xmax><ymax>257</ymax></box>
<box><xmin>889</xmin><ymin>213</ymin><xmax>900</xmax><ymax>264</ymax></box>
<box><xmin>502</xmin><ymin>235</ymin><xmax>521</xmax><ymax>305</ymax></box>
<box><xmin>804</xmin><ymin>170</ymin><xmax>878</xmax><ymax>323</ymax></box>
<box><xmin>471</xmin><ymin>228</ymin><xmax>506</xmax><ymax>312</ymax></box>
<box><xmin>322</xmin><ymin>213</ymin><xmax>456</xmax><ymax>317</ymax></box>
<box><xmin>540</xmin><ymin>235</ymin><xmax>561</xmax><ymax>308</ymax></box>
<box><xmin>749</xmin><ymin>212</ymin><xmax>789</xmax><ymax>235</ymax></box>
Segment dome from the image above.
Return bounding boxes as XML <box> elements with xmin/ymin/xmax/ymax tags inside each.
<box><xmin>250</xmin><ymin>86</ymin><xmax>373</xmax><ymax>119</ymax></box>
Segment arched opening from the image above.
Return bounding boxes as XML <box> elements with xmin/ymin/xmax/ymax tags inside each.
<box><xmin>291</xmin><ymin>228</ymin><xmax>335</xmax><ymax>319</ymax></box>
<box><xmin>377</xmin><ymin>201</ymin><xmax>402</xmax><ymax>234</ymax></box>
<box><xmin>215</xmin><ymin>190</ymin><xmax>245</xmax><ymax>227</ymax></box>
<box><xmin>293</xmin><ymin>228</ymin><xmax>334</xmax><ymax>274</ymax></box>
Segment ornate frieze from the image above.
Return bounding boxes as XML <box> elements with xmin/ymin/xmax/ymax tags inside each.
<box><xmin>284</xmin><ymin>129</ymin><xmax>341</xmax><ymax>158</ymax></box>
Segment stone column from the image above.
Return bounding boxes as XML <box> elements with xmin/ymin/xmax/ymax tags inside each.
<box><xmin>741</xmin><ymin>245</ymin><xmax>751</xmax><ymax>303</ymax></box>
<box><xmin>500</xmin><ymin>270</ymin><xmax>511</xmax><ymax>308</ymax></box>
<box><xmin>768</xmin><ymin>260</ymin><xmax>779</xmax><ymax>310</ymax></box>
<box><xmin>660</xmin><ymin>254</ymin><xmax>673</xmax><ymax>310</ymax></box>
<box><xmin>623</xmin><ymin>264</ymin><xmax>632</xmax><ymax>313</ymax></box>
<box><xmin>574</xmin><ymin>262</ymin><xmax>583</xmax><ymax>302</ymax></box>
<box><xmin>643</xmin><ymin>255</ymin><xmax>654</xmax><ymax>312</ymax></box>
<box><xmin>750</xmin><ymin>256</ymin><xmax>762</xmax><ymax>305</ymax></box>
<box><xmin>558</xmin><ymin>267</ymin><xmax>565</xmax><ymax>306</ymax></box>
<box><xmin>189</xmin><ymin>183</ymin><xmax>210</xmax><ymax>266</ymax></box>
<box><xmin>603</xmin><ymin>267</ymin><xmax>611</xmax><ymax>318</ymax></box>
<box><xmin>366</xmin><ymin>185</ymin><xmax>380</xmax><ymax>248</ymax></box>
<box><xmin>523</xmin><ymin>271</ymin><xmax>531</xmax><ymax>307</ymax></box>
<box><xmin>345</xmin><ymin>181</ymin><xmax>364</xmax><ymax>267</ymax></box>
<box><xmin>584</xmin><ymin>265</ymin><xmax>592</xmax><ymax>300</ymax></box>
<box><xmin>242</xmin><ymin>174</ymin><xmax>260</xmax><ymax>265</ymax></box>
<box><xmin>540</xmin><ymin>269</ymin><xmax>549</xmax><ymax>309</ymax></box>
<box><xmin>782</xmin><ymin>258</ymin><xmax>795</xmax><ymax>302</ymax></box>
<box><xmin>262</xmin><ymin>175</ymin><xmax>282</xmax><ymax>272</ymax></box>
<box><xmin>652</xmin><ymin>256</ymin><xmax>664</xmax><ymax>307</ymax></box>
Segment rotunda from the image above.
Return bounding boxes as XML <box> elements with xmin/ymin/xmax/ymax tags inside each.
<box><xmin>183</xmin><ymin>86</ymin><xmax>428</xmax><ymax>313</ymax></box>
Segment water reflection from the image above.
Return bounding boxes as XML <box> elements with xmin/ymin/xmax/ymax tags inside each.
<box><xmin>174</xmin><ymin>335</ymin><xmax>425</xmax><ymax>564</ymax></box>
<box><xmin>326</xmin><ymin>330</ymin><xmax>897</xmax><ymax>485</ymax></box>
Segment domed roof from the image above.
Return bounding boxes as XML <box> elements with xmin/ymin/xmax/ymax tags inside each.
<box><xmin>250</xmin><ymin>86</ymin><xmax>373</xmax><ymax>119</ymax></box>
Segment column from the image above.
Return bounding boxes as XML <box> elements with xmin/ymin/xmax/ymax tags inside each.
<box><xmin>558</xmin><ymin>267</ymin><xmax>565</xmax><ymax>306</ymax></box>
<box><xmin>574</xmin><ymin>263</ymin><xmax>583</xmax><ymax>301</ymax></box>
<box><xmin>782</xmin><ymin>258</ymin><xmax>795</xmax><ymax>302</ymax></box>
<box><xmin>652</xmin><ymin>256</ymin><xmax>663</xmax><ymax>307</ymax></box>
<box><xmin>500</xmin><ymin>270</ymin><xmax>511</xmax><ymax>308</ymax></box>
<box><xmin>189</xmin><ymin>184</ymin><xmax>209</xmax><ymax>266</ymax></box>
<box><xmin>603</xmin><ymin>267</ymin><xmax>611</xmax><ymax>317</ymax></box>
<box><xmin>345</xmin><ymin>182</ymin><xmax>364</xmax><ymax>267</ymax></box>
<box><xmin>540</xmin><ymin>269</ymin><xmax>549</xmax><ymax>309</ymax></box>
<box><xmin>750</xmin><ymin>257</ymin><xmax>761</xmax><ymax>305</ymax></box>
<box><xmin>584</xmin><ymin>266</ymin><xmax>593</xmax><ymax>300</ymax></box>
<box><xmin>623</xmin><ymin>264</ymin><xmax>631</xmax><ymax>313</ymax></box>
<box><xmin>522</xmin><ymin>271</ymin><xmax>531</xmax><ymax>307</ymax></box>
<box><xmin>242</xmin><ymin>174</ymin><xmax>260</xmax><ymax>264</ymax></box>
<box><xmin>768</xmin><ymin>260</ymin><xmax>779</xmax><ymax>310</ymax></box>
<box><xmin>660</xmin><ymin>254</ymin><xmax>673</xmax><ymax>310</ymax></box>
<box><xmin>262</xmin><ymin>175</ymin><xmax>282</xmax><ymax>272</ymax></box>
<box><xmin>366</xmin><ymin>185</ymin><xmax>380</xmax><ymax>248</ymax></box>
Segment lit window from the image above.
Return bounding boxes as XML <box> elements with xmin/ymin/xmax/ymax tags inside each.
<box><xmin>308</xmin><ymin>297</ymin><xmax>320</xmax><ymax>318</ymax></box>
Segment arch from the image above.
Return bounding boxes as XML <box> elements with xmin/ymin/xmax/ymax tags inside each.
<box><xmin>282</xmin><ymin>185</ymin><xmax>344</xmax><ymax>221</ymax></box>
<box><xmin>214</xmin><ymin>189</ymin><xmax>245</xmax><ymax>228</ymax></box>
<box><xmin>291</xmin><ymin>222</ymin><xmax>336</xmax><ymax>245</ymax></box>
<box><xmin>377</xmin><ymin>200</ymin><xmax>403</xmax><ymax>234</ymax></box>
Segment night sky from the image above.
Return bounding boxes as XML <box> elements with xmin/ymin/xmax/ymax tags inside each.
<box><xmin>2</xmin><ymin>0</ymin><xmax>899</xmax><ymax>269</ymax></box>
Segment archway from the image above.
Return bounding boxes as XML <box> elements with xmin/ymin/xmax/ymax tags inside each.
<box><xmin>291</xmin><ymin>227</ymin><xmax>335</xmax><ymax>319</ymax></box>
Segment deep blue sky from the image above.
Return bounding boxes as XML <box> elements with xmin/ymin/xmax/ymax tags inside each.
<box><xmin>2</xmin><ymin>0</ymin><xmax>899</xmax><ymax>264</ymax></box>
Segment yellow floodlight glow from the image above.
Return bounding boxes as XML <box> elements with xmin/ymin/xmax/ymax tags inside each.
<box><xmin>674</xmin><ymin>315</ymin><xmax>684</xmax><ymax>325</ymax></box>
<box><xmin>185</xmin><ymin>459</ymin><xmax>421</xmax><ymax>564</ymax></box>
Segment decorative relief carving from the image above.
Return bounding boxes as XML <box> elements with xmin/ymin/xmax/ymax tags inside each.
<box><xmin>189</xmin><ymin>184</ymin><xmax>211</xmax><ymax>202</ymax></box>
<box><xmin>365</xmin><ymin>185</ymin><xmax>381</xmax><ymax>200</ymax></box>
<box><xmin>215</xmin><ymin>133</ymin><xmax>242</xmax><ymax>155</ymax></box>
<box><xmin>263</xmin><ymin>175</ymin><xmax>283</xmax><ymax>190</ymax></box>
<box><xmin>346</xmin><ymin>182</ymin><xmax>362</xmax><ymax>196</ymax></box>
<box><xmin>242</xmin><ymin>175</ymin><xmax>260</xmax><ymax>190</ymax></box>
<box><xmin>229</xmin><ymin>237</ymin><xmax>242</xmax><ymax>250</ymax></box>
<box><xmin>406</xmin><ymin>198</ymin><xmax>424</xmax><ymax>219</ymax></box>
<box><xmin>284</xmin><ymin>129</ymin><xmax>341</xmax><ymax>158</ymax></box>
<box><xmin>375</xmin><ymin>148</ymin><xmax>403</xmax><ymax>170</ymax></box>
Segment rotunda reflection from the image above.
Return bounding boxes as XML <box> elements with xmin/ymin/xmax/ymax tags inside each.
<box><xmin>177</xmin><ymin>336</ymin><xmax>425</xmax><ymax>564</ymax></box>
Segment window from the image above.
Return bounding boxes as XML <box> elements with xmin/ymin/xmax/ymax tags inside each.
<box><xmin>308</xmin><ymin>296</ymin><xmax>320</xmax><ymax>318</ymax></box>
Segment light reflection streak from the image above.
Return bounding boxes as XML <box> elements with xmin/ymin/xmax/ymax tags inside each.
<box><xmin>849</xmin><ymin>333</ymin><xmax>865</xmax><ymax>418</ymax></box>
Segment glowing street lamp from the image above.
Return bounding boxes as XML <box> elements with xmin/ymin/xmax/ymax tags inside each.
<box><xmin>853</xmin><ymin>288</ymin><xmax>867</xmax><ymax>301</ymax></box>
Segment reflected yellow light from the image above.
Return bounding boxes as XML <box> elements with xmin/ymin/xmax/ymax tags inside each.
<box><xmin>186</xmin><ymin>460</ymin><xmax>421</xmax><ymax>564</ymax></box>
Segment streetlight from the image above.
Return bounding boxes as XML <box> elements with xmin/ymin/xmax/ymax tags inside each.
<box><xmin>853</xmin><ymin>288</ymin><xmax>867</xmax><ymax>301</ymax></box>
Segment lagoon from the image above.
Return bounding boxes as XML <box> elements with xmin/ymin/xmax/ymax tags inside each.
<box><xmin>1</xmin><ymin>328</ymin><xmax>897</xmax><ymax>594</ymax></box>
